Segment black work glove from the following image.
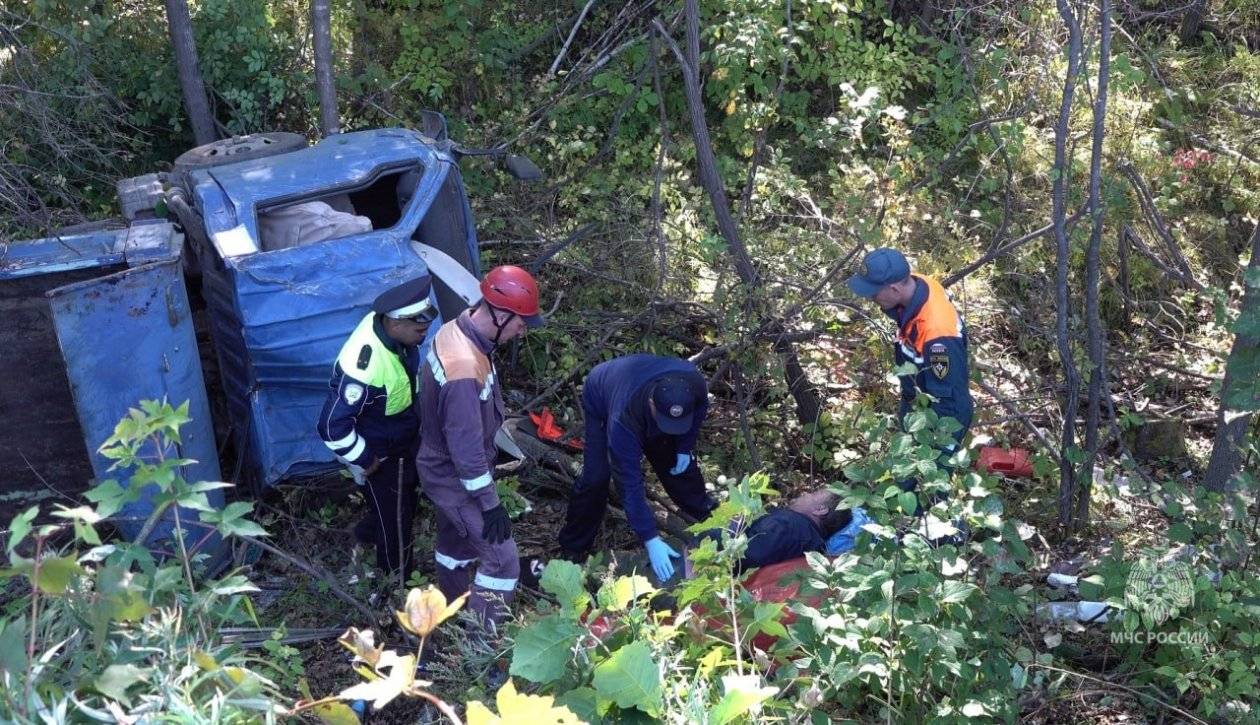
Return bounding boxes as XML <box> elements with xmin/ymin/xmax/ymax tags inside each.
<box><xmin>481</xmin><ymin>504</ymin><xmax>512</xmax><ymax>545</ymax></box>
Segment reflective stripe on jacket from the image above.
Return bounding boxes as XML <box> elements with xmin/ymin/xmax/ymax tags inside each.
<box><xmin>317</xmin><ymin>313</ymin><xmax>419</xmax><ymax>466</ymax></box>
<box><xmin>416</xmin><ymin>312</ymin><xmax>504</xmax><ymax>511</ymax></box>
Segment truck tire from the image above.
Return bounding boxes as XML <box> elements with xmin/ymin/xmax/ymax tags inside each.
<box><xmin>173</xmin><ymin>132</ymin><xmax>307</xmax><ymax>171</ymax></box>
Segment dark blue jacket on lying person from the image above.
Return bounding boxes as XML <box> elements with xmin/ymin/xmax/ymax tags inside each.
<box><xmin>701</xmin><ymin>492</ymin><xmax>852</xmax><ymax>572</ymax></box>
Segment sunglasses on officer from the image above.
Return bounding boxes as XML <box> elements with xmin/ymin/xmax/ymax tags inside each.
<box><xmin>401</xmin><ymin>306</ymin><xmax>439</xmax><ymax>325</ymax></box>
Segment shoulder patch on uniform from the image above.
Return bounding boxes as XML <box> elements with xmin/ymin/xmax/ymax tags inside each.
<box><xmin>343</xmin><ymin>383</ymin><xmax>364</xmax><ymax>405</ymax></box>
<box><xmin>356</xmin><ymin>344</ymin><xmax>373</xmax><ymax>370</ymax></box>
<box><xmin>929</xmin><ymin>344</ymin><xmax>949</xmax><ymax>380</ymax></box>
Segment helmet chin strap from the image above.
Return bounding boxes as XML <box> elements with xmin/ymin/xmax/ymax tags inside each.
<box><xmin>483</xmin><ymin>301</ymin><xmax>515</xmax><ymax>348</ymax></box>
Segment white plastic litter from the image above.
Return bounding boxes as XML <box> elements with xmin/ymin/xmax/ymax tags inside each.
<box><xmin>1036</xmin><ymin>601</ymin><xmax>1109</xmax><ymax>623</ymax></box>
<box><xmin>1046</xmin><ymin>573</ymin><xmax>1079</xmax><ymax>589</ymax></box>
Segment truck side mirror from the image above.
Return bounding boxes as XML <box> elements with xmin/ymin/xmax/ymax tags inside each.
<box><xmin>502</xmin><ymin>154</ymin><xmax>543</xmax><ymax>182</ymax></box>
<box><xmin>419</xmin><ymin>110</ymin><xmax>449</xmax><ymax>142</ymax></box>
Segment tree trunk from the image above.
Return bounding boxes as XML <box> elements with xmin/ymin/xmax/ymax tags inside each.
<box><xmin>1077</xmin><ymin>0</ymin><xmax>1112</xmax><ymax>528</ymax></box>
<box><xmin>1179</xmin><ymin>0</ymin><xmax>1208</xmax><ymax>45</ymax></box>
<box><xmin>1204</xmin><ymin>221</ymin><xmax>1260</xmax><ymax>491</ymax></box>
<box><xmin>162</xmin><ymin>0</ymin><xmax>216</xmax><ymax>146</ymax></box>
<box><xmin>1052</xmin><ymin>0</ymin><xmax>1083</xmax><ymax>529</ymax></box>
<box><xmin>312</xmin><ymin>0</ymin><xmax>339</xmax><ymax>136</ymax></box>
<box><xmin>655</xmin><ymin>2</ymin><xmax>757</xmax><ymax>286</ymax></box>
<box><xmin>653</xmin><ymin>3</ymin><xmax>824</xmax><ymax>425</ymax></box>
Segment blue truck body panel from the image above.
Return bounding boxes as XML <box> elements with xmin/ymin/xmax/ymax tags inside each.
<box><xmin>188</xmin><ymin>128</ymin><xmax>481</xmax><ymax>484</ymax></box>
<box><xmin>0</xmin><ymin>221</ymin><xmax>183</xmax><ymax>281</ymax></box>
<box><xmin>1</xmin><ymin>126</ymin><xmax>482</xmax><ymax>540</ymax></box>
<box><xmin>47</xmin><ymin>258</ymin><xmax>224</xmax><ymax>554</ymax></box>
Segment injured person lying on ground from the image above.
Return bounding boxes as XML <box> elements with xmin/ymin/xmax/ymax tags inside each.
<box><xmin>698</xmin><ymin>489</ymin><xmax>852</xmax><ymax>575</ymax></box>
<box><xmin>523</xmin><ymin>488</ymin><xmax>855</xmax><ymax>591</ymax></box>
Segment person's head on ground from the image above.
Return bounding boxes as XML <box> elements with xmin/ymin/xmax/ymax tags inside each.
<box><xmin>847</xmin><ymin>248</ymin><xmax>916</xmax><ymax>310</ymax></box>
<box><xmin>470</xmin><ymin>264</ymin><xmax>545</xmax><ymax>345</ymax></box>
<box><xmin>649</xmin><ymin>374</ymin><xmax>697</xmax><ymax>435</ymax></box>
<box><xmin>375</xmin><ymin>274</ymin><xmax>437</xmax><ymax>346</ymax></box>
<box><xmin>788</xmin><ymin>489</ymin><xmax>850</xmax><ymax>537</ymax></box>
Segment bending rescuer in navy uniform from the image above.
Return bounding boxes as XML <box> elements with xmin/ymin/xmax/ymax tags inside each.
<box><xmin>557</xmin><ymin>354</ymin><xmax>717</xmax><ymax>583</ymax></box>
<box><xmin>847</xmin><ymin>248</ymin><xmax>973</xmax><ymax>502</ymax></box>
<box><xmin>317</xmin><ymin>276</ymin><xmax>437</xmax><ymax>576</ymax></box>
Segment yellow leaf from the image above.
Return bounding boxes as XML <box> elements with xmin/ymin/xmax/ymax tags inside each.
<box><xmin>466</xmin><ymin>700</ymin><xmax>498</xmax><ymax>725</ymax></box>
<box><xmin>396</xmin><ymin>586</ymin><xmax>468</xmax><ymax>637</ymax></box>
<box><xmin>466</xmin><ymin>680</ymin><xmax>585</xmax><ymax>724</ymax></box>
<box><xmin>338</xmin><ymin>627</ymin><xmax>384</xmax><ymax>667</ymax></box>
<box><xmin>312</xmin><ymin>700</ymin><xmax>360</xmax><ymax>725</ymax></box>
<box><xmin>192</xmin><ymin>650</ymin><xmax>219</xmax><ymax>671</ymax></box>
<box><xmin>725</xmin><ymin>99</ymin><xmax>737</xmax><ymax>116</ymax></box>
<box><xmin>339</xmin><ymin>654</ymin><xmax>417</xmax><ymax>710</ymax></box>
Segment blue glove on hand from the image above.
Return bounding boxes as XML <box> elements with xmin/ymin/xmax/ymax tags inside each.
<box><xmin>669</xmin><ymin>453</ymin><xmax>691</xmax><ymax>476</ymax></box>
<box><xmin>645</xmin><ymin>536</ymin><xmax>680</xmax><ymax>582</ymax></box>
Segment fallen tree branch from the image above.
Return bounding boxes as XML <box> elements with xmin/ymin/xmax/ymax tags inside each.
<box><xmin>1121</xmin><ymin>224</ymin><xmax>1201</xmax><ymax>290</ymax></box>
<box><xmin>1117</xmin><ymin>159</ymin><xmax>1203</xmax><ymax>290</ymax></box>
<box><xmin>975</xmin><ymin>373</ymin><xmax>1062</xmax><ymax>465</ymax></box>
<box><xmin>243</xmin><ymin>535</ymin><xmax>377</xmax><ymax>623</ymax></box>
<box><xmin>943</xmin><ymin>205</ymin><xmax>1087</xmax><ymax>287</ymax></box>
<box><xmin>548</xmin><ymin>0</ymin><xmax>599</xmax><ymax>77</ymax></box>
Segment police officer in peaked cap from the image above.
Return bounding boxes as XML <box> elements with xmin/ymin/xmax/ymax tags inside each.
<box><xmin>318</xmin><ymin>275</ymin><xmax>437</xmax><ymax>577</ymax></box>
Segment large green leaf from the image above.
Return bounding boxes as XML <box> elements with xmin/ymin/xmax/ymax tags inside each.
<box><xmin>6</xmin><ymin>507</ymin><xmax>37</xmax><ymax>553</ymax></box>
<box><xmin>539</xmin><ymin>559</ymin><xmax>588</xmax><ymax>614</ymax></box>
<box><xmin>592</xmin><ymin>641</ymin><xmax>660</xmax><ymax>715</ymax></box>
<box><xmin>554</xmin><ymin>687</ymin><xmax>599</xmax><ymax>724</ymax></box>
<box><xmin>509</xmin><ymin>614</ymin><xmax>581</xmax><ymax>684</ymax></box>
<box><xmin>596</xmin><ymin>575</ymin><xmax>656</xmax><ymax>612</ymax></box>
<box><xmin>313</xmin><ymin>701</ymin><xmax>361</xmax><ymax>725</ymax></box>
<box><xmin>938</xmin><ymin>580</ymin><xmax>978</xmax><ymax>604</ymax></box>
<box><xmin>96</xmin><ymin>663</ymin><xmax>150</xmax><ymax>705</ymax></box>
<box><xmin>30</xmin><ymin>555</ymin><xmax>84</xmax><ymax>595</ymax></box>
<box><xmin>710</xmin><ymin>674</ymin><xmax>779</xmax><ymax>725</ymax></box>
<box><xmin>0</xmin><ymin>617</ymin><xmax>28</xmax><ymax>674</ymax></box>
<box><xmin>97</xmin><ymin>565</ymin><xmax>151</xmax><ymax>622</ymax></box>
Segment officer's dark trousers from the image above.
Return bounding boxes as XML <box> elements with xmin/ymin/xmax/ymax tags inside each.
<box><xmin>558</xmin><ymin>408</ymin><xmax>714</xmax><ymax>556</ymax></box>
<box><xmin>361</xmin><ymin>452</ymin><xmax>419</xmax><ymax>576</ymax></box>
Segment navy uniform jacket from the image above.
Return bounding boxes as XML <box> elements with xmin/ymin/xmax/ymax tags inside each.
<box><xmin>585</xmin><ymin>354</ymin><xmax>707</xmax><ymax>540</ymax></box>
<box><xmin>739</xmin><ymin>508</ymin><xmax>826</xmax><ymax>571</ymax></box>
<box><xmin>317</xmin><ymin>315</ymin><xmax>420</xmax><ymax>466</ymax></box>
<box><xmin>886</xmin><ymin>275</ymin><xmax>973</xmax><ymax>442</ymax></box>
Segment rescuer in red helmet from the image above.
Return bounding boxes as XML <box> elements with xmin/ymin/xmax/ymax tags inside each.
<box><xmin>414</xmin><ymin>264</ymin><xmax>543</xmax><ymax>681</ymax></box>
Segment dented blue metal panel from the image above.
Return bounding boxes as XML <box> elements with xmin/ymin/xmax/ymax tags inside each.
<box><xmin>191</xmin><ymin>128</ymin><xmax>482</xmax><ymax>484</ymax></box>
<box><xmin>46</xmin><ymin>258</ymin><xmax>223</xmax><ymax>556</ymax></box>
<box><xmin>189</xmin><ymin>128</ymin><xmax>448</xmax><ymax>246</ymax></box>
<box><xmin>0</xmin><ymin>221</ymin><xmax>181</xmax><ymax>280</ymax></box>
<box><xmin>228</xmin><ymin>236</ymin><xmax>434</xmax><ymax>482</ymax></box>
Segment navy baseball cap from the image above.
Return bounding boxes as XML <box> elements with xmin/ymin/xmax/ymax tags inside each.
<box><xmin>651</xmin><ymin>375</ymin><xmax>695</xmax><ymax>435</ymax></box>
<box><xmin>847</xmin><ymin>248</ymin><xmax>911</xmax><ymax>298</ymax></box>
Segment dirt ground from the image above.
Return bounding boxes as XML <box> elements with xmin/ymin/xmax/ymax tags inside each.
<box><xmin>0</xmin><ymin>270</ymin><xmax>106</xmax><ymax>528</ymax></box>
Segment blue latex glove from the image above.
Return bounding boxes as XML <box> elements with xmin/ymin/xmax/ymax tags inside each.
<box><xmin>669</xmin><ymin>453</ymin><xmax>691</xmax><ymax>476</ymax></box>
<box><xmin>645</xmin><ymin>536</ymin><xmax>680</xmax><ymax>581</ymax></box>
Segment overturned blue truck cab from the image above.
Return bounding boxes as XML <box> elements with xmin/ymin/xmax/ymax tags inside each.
<box><xmin>176</xmin><ymin>127</ymin><xmax>481</xmax><ymax>486</ymax></box>
<box><xmin>0</xmin><ymin>124</ymin><xmax>497</xmax><ymax>558</ymax></box>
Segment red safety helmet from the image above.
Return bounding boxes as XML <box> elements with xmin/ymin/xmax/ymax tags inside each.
<box><xmin>480</xmin><ymin>265</ymin><xmax>544</xmax><ymax>327</ymax></box>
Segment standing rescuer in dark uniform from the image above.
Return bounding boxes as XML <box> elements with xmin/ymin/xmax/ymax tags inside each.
<box><xmin>847</xmin><ymin>248</ymin><xmax>973</xmax><ymax>503</ymax></box>
<box><xmin>558</xmin><ymin>354</ymin><xmax>717</xmax><ymax>582</ymax></box>
<box><xmin>417</xmin><ymin>265</ymin><xmax>543</xmax><ymax>638</ymax></box>
<box><xmin>318</xmin><ymin>275</ymin><xmax>437</xmax><ymax>577</ymax></box>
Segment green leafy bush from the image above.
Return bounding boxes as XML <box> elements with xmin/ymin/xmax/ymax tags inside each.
<box><xmin>0</xmin><ymin>400</ymin><xmax>281</xmax><ymax>723</ymax></box>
